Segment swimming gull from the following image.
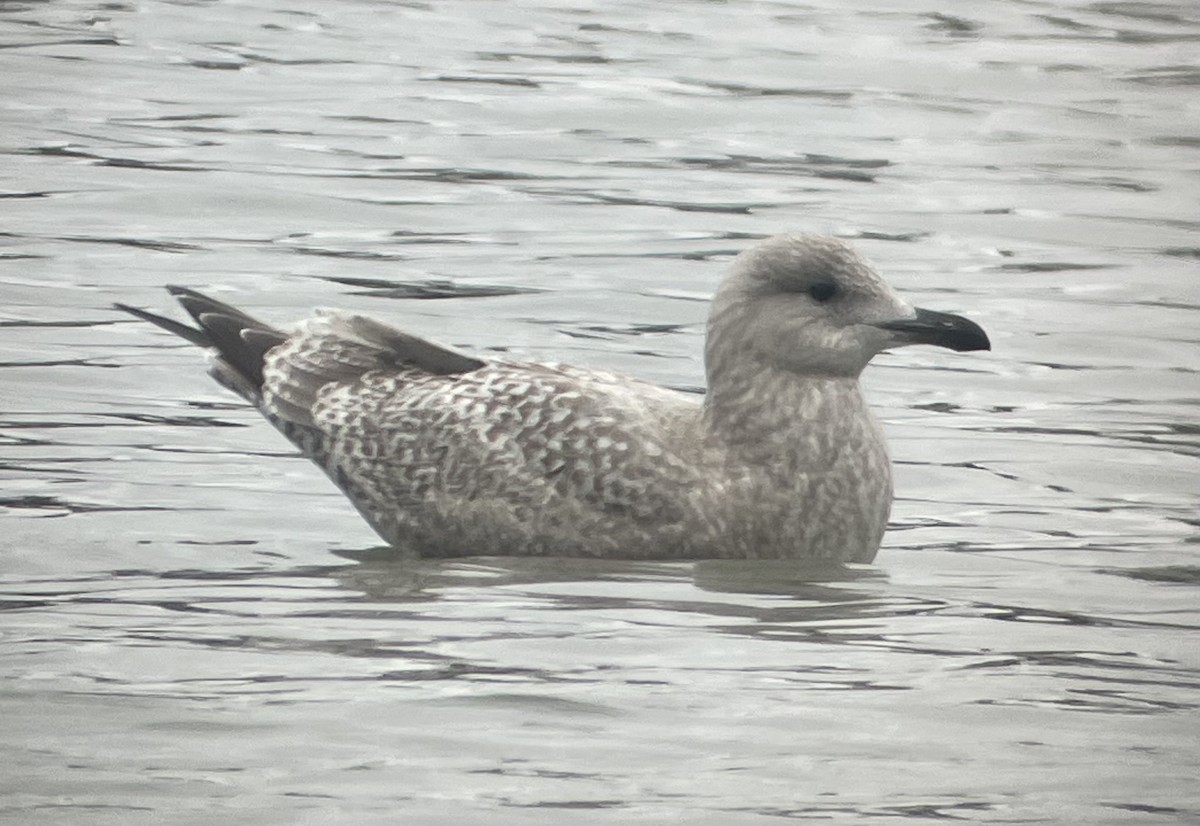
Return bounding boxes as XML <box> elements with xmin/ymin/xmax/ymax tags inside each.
<box><xmin>116</xmin><ymin>233</ymin><xmax>989</xmax><ymax>561</ymax></box>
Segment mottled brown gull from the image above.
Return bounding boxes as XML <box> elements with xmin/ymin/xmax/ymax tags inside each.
<box><xmin>116</xmin><ymin>234</ymin><xmax>989</xmax><ymax>562</ymax></box>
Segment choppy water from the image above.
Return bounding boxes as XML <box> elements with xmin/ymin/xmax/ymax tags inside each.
<box><xmin>2</xmin><ymin>0</ymin><xmax>1198</xmax><ymax>823</ymax></box>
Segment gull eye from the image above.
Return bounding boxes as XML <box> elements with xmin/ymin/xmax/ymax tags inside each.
<box><xmin>807</xmin><ymin>281</ymin><xmax>838</xmax><ymax>303</ymax></box>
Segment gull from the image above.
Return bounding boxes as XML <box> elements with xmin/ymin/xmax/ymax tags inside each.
<box><xmin>116</xmin><ymin>234</ymin><xmax>989</xmax><ymax>561</ymax></box>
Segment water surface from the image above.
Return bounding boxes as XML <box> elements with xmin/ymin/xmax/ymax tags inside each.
<box><xmin>2</xmin><ymin>0</ymin><xmax>1198</xmax><ymax>823</ymax></box>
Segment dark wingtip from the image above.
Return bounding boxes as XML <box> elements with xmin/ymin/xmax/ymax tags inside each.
<box><xmin>114</xmin><ymin>300</ymin><xmax>212</xmax><ymax>346</ymax></box>
<box><xmin>162</xmin><ymin>286</ymin><xmax>286</xmax><ymax>393</ymax></box>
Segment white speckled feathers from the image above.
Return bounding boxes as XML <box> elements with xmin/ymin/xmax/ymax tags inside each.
<box><xmin>263</xmin><ymin>317</ymin><xmax>706</xmax><ymax>556</ymax></box>
<box><xmin>118</xmin><ymin>234</ymin><xmax>990</xmax><ymax>561</ymax></box>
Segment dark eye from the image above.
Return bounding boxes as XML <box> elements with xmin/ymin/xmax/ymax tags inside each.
<box><xmin>807</xmin><ymin>281</ymin><xmax>838</xmax><ymax>302</ymax></box>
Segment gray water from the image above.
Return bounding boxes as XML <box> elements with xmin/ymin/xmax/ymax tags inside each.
<box><xmin>2</xmin><ymin>0</ymin><xmax>1198</xmax><ymax>823</ymax></box>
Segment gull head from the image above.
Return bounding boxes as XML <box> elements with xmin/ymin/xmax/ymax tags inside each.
<box><xmin>706</xmin><ymin>234</ymin><xmax>990</xmax><ymax>380</ymax></box>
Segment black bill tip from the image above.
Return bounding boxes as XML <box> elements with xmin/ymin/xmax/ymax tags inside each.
<box><xmin>876</xmin><ymin>307</ymin><xmax>991</xmax><ymax>353</ymax></box>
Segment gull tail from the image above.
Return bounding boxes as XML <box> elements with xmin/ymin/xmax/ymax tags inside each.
<box><xmin>115</xmin><ymin>287</ymin><xmax>288</xmax><ymax>404</ymax></box>
<box><xmin>117</xmin><ymin>286</ymin><xmax>492</xmax><ymax>545</ymax></box>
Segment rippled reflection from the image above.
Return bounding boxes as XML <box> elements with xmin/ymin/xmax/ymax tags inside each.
<box><xmin>3</xmin><ymin>0</ymin><xmax>1199</xmax><ymax>821</ymax></box>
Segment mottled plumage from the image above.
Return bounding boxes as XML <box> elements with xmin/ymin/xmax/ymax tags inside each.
<box><xmin>117</xmin><ymin>234</ymin><xmax>989</xmax><ymax>561</ymax></box>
